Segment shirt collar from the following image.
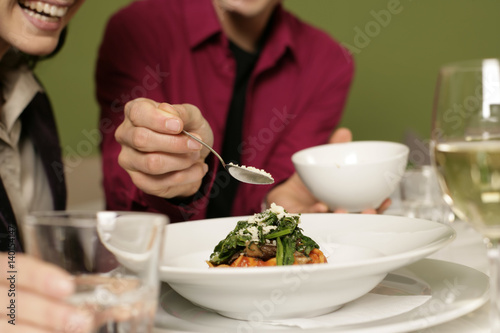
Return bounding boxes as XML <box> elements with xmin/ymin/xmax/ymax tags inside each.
<box><xmin>183</xmin><ymin>0</ymin><xmax>222</xmax><ymax>49</ymax></box>
<box><xmin>1</xmin><ymin>66</ymin><xmax>43</xmax><ymax>133</ymax></box>
<box><xmin>183</xmin><ymin>1</ymin><xmax>294</xmax><ymax>59</ymax></box>
<box><xmin>259</xmin><ymin>5</ymin><xmax>294</xmax><ymax>65</ymax></box>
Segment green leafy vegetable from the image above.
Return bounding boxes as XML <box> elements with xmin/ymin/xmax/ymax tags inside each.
<box><xmin>208</xmin><ymin>204</ymin><xmax>320</xmax><ymax>266</ymax></box>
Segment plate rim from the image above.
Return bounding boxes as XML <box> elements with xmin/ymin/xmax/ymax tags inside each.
<box><xmin>160</xmin><ymin>214</ymin><xmax>456</xmax><ymax>278</ymax></box>
<box><xmin>154</xmin><ymin>258</ymin><xmax>489</xmax><ymax>333</ymax></box>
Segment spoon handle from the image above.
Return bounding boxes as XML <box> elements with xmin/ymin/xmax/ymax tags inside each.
<box><xmin>182</xmin><ymin>130</ymin><xmax>226</xmax><ymax>167</ymax></box>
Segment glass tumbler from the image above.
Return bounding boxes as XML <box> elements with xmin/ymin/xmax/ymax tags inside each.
<box><xmin>24</xmin><ymin>211</ymin><xmax>167</xmax><ymax>333</ymax></box>
<box><xmin>399</xmin><ymin>165</ymin><xmax>455</xmax><ymax>223</ymax></box>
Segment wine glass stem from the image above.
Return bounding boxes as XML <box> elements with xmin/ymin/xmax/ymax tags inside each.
<box><xmin>487</xmin><ymin>239</ymin><xmax>500</xmax><ymax>332</ymax></box>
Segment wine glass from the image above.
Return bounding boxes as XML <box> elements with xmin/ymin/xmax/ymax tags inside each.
<box><xmin>431</xmin><ymin>58</ymin><xmax>500</xmax><ymax>331</ymax></box>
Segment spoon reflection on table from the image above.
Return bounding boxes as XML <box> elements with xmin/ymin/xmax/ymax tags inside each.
<box><xmin>182</xmin><ymin>130</ymin><xmax>274</xmax><ymax>185</ymax></box>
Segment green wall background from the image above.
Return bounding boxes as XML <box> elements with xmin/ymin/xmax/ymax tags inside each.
<box><xmin>35</xmin><ymin>0</ymin><xmax>500</xmax><ymax>158</ymax></box>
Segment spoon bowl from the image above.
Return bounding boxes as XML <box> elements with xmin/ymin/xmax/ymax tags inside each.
<box><xmin>182</xmin><ymin>130</ymin><xmax>274</xmax><ymax>185</ymax></box>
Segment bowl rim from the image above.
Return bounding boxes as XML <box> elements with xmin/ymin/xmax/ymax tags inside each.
<box><xmin>291</xmin><ymin>140</ymin><xmax>409</xmax><ymax>167</ymax></box>
<box><xmin>160</xmin><ymin>214</ymin><xmax>455</xmax><ymax>280</ymax></box>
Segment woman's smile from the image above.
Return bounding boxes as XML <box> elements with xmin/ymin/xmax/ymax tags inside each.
<box><xmin>18</xmin><ymin>0</ymin><xmax>71</xmax><ymax>22</ymax></box>
<box><xmin>0</xmin><ymin>0</ymin><xmax>84</xmax><ymax>56</ymax></box>
<box><xmin>17</xmin><ymin>0</ymin><xmax>76</xmax><ymax>30</ymax></box>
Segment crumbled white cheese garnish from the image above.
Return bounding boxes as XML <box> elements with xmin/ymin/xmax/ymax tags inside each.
<box><xmin>265</xmin><ymin>239</ymin><xmax>277</xmax><ymax>245</ymax></box>
<box><xmin>238</xmin><ymin>226</ymin><xmax>260</xmax><ymax>242</ymax></box>
<box><xmin>262</xmin><ymin>225</ymin><xmax>277</xmax><ymax>234</ymax></box>
<box><xmin>269</xmin><ymin>203</ymin><xmax>300</xmax><ymax>222</ymax></box>
<box><xmin>238</xmin><ymin>204</ymin><xmax>299</xmax><ymax>242</ymax></box>
<box><xmin>228</xmin><ymin>162</ymin><xmax>274</xmax><ymax>180</ymax></box>
<box><xmin>239</xmin><ymin>218</ymin><xmax>277</xmax><ymax>242</ymax></box>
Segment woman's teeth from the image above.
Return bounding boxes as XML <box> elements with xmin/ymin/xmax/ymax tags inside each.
<box><xmin>18</xmin><ymin>0</ymin><xmax>69</xmax><ymax>22</ymax></box>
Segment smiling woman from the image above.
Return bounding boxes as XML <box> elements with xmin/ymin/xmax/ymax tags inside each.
<box><xmin>0</xmin><ymin>0</ymin><xmax>84</xmax><ymax>57</ymax></box>
<box><xmin>0</xmin><ymin>0</ymin><xmax>90</xmax><ymax>333</ymax></box>
<box><xmin>0</xmin><ymin>0</ymin><xmax>86</xmax><ymax>246</ymax></box>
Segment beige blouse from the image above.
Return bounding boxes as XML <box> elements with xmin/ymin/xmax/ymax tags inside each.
<box><xmin>0</xmin><ymin>66</ymin><xmax>53</xmax><ymax>230</ymax></box>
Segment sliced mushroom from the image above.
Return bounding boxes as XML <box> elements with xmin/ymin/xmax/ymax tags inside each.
<box><xmin>259</xmin><ymin>244</ymin><xmax>277</xmax><ymax>261</ymax></box>
<box><xmin>244</xmin><ymin>242</ymin><xmax>263</xmax><ymax>258</ymax></box>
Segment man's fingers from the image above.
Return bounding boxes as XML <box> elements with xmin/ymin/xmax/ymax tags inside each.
<box><xmin>304</xmin><ymin>202</ymin><xmax>329</xmax><ymax>213</ymax></box>
<box><xmin>157</xmin><ymin>102</ymin><xmax>206</xmax><ymax>133</ymax></box>
<box><xmin>116</xmin><ymin>124</ymin><xmax>202</xmax><ymax>154</ymax></box>
<box><xmin>376</xmin><ymin>198</ymin><xmax>392</xmax><ymax>214</ymax></box>
<box><xmin>162</xmin><ymin>103</ymin><xmax>215</xmax><ymax>148</ymax></box>
<box><xmin>162</xmin><ymin>103</ymin><xmax>205</xmax><ymax>131</ymax></box>
<box><xmin>118</xmin><ymin>147</ymin><xmax>201</xmax><ymax>175</ymax></box>
<box><xmin>127</xmin><ymin>162</ymin><xmax>209</xmax><ymax>198</ymax></box>
<box><xmin>125</xmin><ymin>99</ymin><xmax>182</xmax><ymax>134</ymax></box>
<box><xmin>329</xmin><ymin>127</ymin><xmax>352</xmax><ymax>144</ymax></box>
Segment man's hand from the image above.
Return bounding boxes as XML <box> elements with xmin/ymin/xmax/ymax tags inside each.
<box><xmin>266</xmin><ymin>127</ymin><xmax>391</xmax><ymax>214</ymax></box>
<box><xmin>115</xmin><ymin>98</ymin><xmax>213</xmax><ymax>199</ymax></box>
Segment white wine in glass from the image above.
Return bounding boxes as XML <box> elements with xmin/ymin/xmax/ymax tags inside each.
<box><xmin>431</xmin><ymin>58</ymin><xmax>500</xmax><ymax>331</ymax></box>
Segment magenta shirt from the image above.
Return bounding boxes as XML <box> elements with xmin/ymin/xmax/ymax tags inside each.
<box><xmin>96</xmin><ymin>0</ymin><xmax>354</xmax><ymax>222</ymax></box>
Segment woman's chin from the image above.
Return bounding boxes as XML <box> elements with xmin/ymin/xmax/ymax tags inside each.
<box><xmin>15</xmin><ymin>37</ymin><xmax>59</xmax><ymax>57</ymax></box>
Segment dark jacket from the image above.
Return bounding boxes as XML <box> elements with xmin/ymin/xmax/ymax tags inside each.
<box><xmin>0</xmin><ymin>92</ymin><xmax>66</xmax><ymax>252</ymax></box>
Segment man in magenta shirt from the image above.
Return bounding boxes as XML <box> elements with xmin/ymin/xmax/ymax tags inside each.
<box><xmin>96</xmin><ymin>0</ymin><xmax>357</xmax><ymax>222</ymax></box>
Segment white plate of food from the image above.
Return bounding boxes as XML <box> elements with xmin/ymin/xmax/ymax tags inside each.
<box><xmin>158</xmin><ymin>205</ymin><xmax>455</xmax><ymax>320</ymax></box>
<box><xmin>155</xmin><ymin>259</ymin><xmax>488</xmax><ymax>332</ymax></box>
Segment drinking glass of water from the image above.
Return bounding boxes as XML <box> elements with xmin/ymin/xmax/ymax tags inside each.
<box><xmin>399</xmin><ymin>165</ymin><xmax>455</xmax><ymax>223</ymax></box>
<box><xmin>24</xmin><ymin>211</ymin><xmax>167</xmax><ymax>333</ymax></box>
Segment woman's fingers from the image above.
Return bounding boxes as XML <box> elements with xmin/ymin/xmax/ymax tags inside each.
<box><xmin>14</xmin><ymin>288</ymin><xmax>93</xmax><ymax>332</ymax></box>
<box><xmin>0</xmin><ymin>321</ymin><xmax>59</xmax><ymax>333</ymax></box>
<box><xmin>1</xmin><ymin>254</ymin><xmax>73</xmax><ymax>298</ymax></box>
<box><xmin>0</xmin><ymin>254</ymin><xmax>93</xmax><ymax>332</ymax></box>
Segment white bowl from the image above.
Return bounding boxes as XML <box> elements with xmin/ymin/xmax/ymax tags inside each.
<box><xmin>292</xmin><ymin>141</ymin><xmax>409</xmax><ymax>212</ymax></box>
<box><xmin>159</xmin><ymin>214</ymin><xmax>454</xmax><ymax>320</ymax></box>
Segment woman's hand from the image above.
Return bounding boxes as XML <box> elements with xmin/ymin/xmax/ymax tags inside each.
<box><xmin>115</xmin><ymin>98</ymin><xmax>213</xmax><ymax>199</ymax></box>
<box><xmin>266</xmin><ymin>127</ymin><xmax>391</xmax><ymax>214</ymax></box>
<box><xmin>0</xmin><ymin>253</ymin><xmax>93</xmax><ymax>333</ymax></box>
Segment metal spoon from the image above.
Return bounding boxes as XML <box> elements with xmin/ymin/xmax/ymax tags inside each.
<box><xmin>182</xmin><ymin>130</ymin><xmax>274</xmax><ymax>185</ymax></box>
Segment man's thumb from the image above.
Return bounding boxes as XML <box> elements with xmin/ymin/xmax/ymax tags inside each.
<box><xmin>329</xmin><ymin>127</ymin><xmax>352</xmax><ymax>144</ymax></box>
